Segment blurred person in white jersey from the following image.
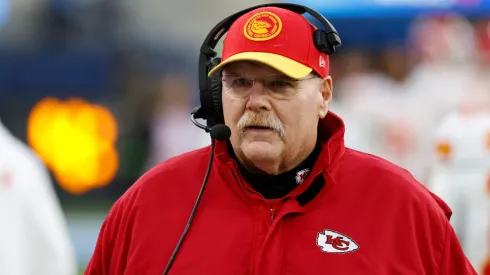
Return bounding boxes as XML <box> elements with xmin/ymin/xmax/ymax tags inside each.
<box><xmin>426</xmin><ymin>71</ymin><xmax>490</xmax><ymax>274</ymax></box>
<box><xmin>430</xmin><ymin>19</ymin><xmax>490</xmax><ymax>274</ymax></box>
<box><xmin>374</xmin><ymin>13</ymin><xmax>480</xmax><ymax>182</ymax></box>
<box><xmin>406</xmin><ymin>13</ymin><xmax>478</xmax><ymax>116</ymax></box>
<box><xmin>0</xmin><ymin>119</ymin><xmax>78</xmax><ymax>275</ymax></box>
<box><xmin>329</xmin><ymin>51</ymin><xmax>385</xmax><ymax>155</ymax></box>
<box><xmin>331</xmin><ymin>45</ymin><xmax>421</xmax><ymax>178</ymax></box>
<box><xmin>476</xmin><ymin>18</ymin><xmax>490</xmax><ymax>275</ymax></box>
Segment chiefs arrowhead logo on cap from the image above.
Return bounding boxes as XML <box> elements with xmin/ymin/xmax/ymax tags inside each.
<box><xmin>243</xmin><ymin>11</ymin><xmax>282</xmax><ymax>41</ymax></box>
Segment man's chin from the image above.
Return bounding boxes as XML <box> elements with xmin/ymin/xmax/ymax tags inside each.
<box><xmin>241</xmin><ymin>141</ymin><xmax>282</xmax><ymax>161</ymax></box>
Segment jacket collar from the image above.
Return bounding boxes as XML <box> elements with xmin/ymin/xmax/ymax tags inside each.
<box><xmin>214</xmin><ymin>111</ymin><xmax>346</xmax><ymax>173</ymax></box>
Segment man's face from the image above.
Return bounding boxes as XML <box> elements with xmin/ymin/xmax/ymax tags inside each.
<box><xmin>221</xmin><ymin>61</ymin><xmax>332</xmax><ymax>174</ymax></box>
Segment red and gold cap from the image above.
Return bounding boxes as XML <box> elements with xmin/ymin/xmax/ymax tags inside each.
<box><xmin>208</xmin><ymin>7</ymin><xmax>329</xmax><ymax>79</ymax></box>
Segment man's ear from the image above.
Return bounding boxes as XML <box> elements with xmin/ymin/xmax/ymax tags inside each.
<box><xmin>318</xmin><ymin>76</ymin><xmax>333</xmax><ymax>119</ymax></box>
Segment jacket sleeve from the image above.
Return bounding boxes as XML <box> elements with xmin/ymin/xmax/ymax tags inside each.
<box><xmin>84</xmin><ymin>217</ymin><xmax>112</xmax><ymax>275</ymax></box>
<box><xmin>84</xmin><ymin>182</ymin><xmax>140</xmax><ymax>275</ymax></box>
<box><xmin>439</xmin><ymin>221</ymin><xmax>478</xmax><ymax>275</ymax></box>
<box><xmin>84</xmin><ymin>196</ymin><xmax>125</xmax><ymax>275</ymax></box>
<box><xmin>21</xmin><ymin>156</ymin><xmax>78</xmax><ymax>275</ymax></box>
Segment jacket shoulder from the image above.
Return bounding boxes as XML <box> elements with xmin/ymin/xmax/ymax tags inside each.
<box><xmin>339</xmin><ymin>148</ymin><xmax>452</xmax><ymax>220</ymax></box>
<box><xmin>113</xmin><ymin>146</ymin><xmax>213</xmax><ymax>207</ymax></box>
<box><xmin>142</xmin><ymin>146</ymin><xmax>212</xmax><ymax>184</ymax></box>
<box><xmin>341</xmin><ymin>148</ymin><xmax>427</xmax><ymax>189</ymax></box>
<box><xmin>336</xmin><ymin>148</ymin><xmax>471</xmax><ymax>274</ymax></box>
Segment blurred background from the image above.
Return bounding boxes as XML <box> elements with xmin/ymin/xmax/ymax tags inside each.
<box><xmin>1</xmin><ymin>0</ymin><xmax>490</xmax><ymax>273</ymax></box>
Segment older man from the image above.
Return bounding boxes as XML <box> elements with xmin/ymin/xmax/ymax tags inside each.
<box><xmin>85</xmin><ymin>4</ymin><xmax>476</xmax><ymax>275</ymax></box>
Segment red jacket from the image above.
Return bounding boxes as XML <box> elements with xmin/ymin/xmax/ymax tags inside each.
<box><xmin>85</xmin><ymin>112</ymin><xmax>476</xmax><ymax>275</ymax></box>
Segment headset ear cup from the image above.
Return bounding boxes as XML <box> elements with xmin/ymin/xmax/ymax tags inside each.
<box><xmin>313</xmin><ymin>29</ymin><xmax>333</xmax><ymax>55</ymax></box>
<box><xmin>208</xmin><ymin>58</ymin><xmax>224</xmax><ymax>124</ymax></box>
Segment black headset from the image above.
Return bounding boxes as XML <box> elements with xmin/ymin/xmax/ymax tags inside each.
<box><xmin>193</xmin><ymin>3</ymin><xmax>342</xmax><ymax>129</ymax></box>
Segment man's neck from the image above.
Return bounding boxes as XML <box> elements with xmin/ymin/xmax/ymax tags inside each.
<box><xmin>234</xmin><ymin>139</ymin><xmax>318</xmax><ymax>175</ymax></box>
<box><xmin>228</xmin><ymin>143</ymin><xmax>323</xmax><ymax>199</ymax></box>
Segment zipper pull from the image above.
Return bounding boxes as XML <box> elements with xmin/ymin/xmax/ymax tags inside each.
<box><xmin>270</xmin><ymin>208</ymin><xmax>275</xmax><ymax>223</ymax></box>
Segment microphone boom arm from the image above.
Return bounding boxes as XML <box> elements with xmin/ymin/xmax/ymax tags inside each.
<box><xmin>191</xmin><ymin>107</ymin><xmax>210</xmax><ymax>132</ymax></box>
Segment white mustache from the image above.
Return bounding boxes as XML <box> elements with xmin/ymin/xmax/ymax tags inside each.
<box><xmin>237</xmin><ymin>112</ymin><xmax>285</xmax><ymax>137</ymax></box>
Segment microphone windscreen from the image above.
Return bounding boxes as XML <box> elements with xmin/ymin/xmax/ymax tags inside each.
<box><xmin>210</xmin><ymin>124</ymin><xmax>231</xmax><ymax>141</ymax></box>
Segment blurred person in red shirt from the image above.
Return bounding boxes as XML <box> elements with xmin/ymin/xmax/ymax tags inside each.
<box><xmin>85</xmin><ymin>4</ymin><xmax>476</xmax><ymax>275</ymax></box>
<box><xmin>0</xmin><ymin>119</ymin><xmax>78</xmax><ymax>275</ymax></box>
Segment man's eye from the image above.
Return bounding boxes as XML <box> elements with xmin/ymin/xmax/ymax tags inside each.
<box><xmin>269</xmin><ymin>80</ymin><xmax>292</xmax><ymax>87</ymax></box>
<box><xmin>233</xmin><ymin>78</ymin><xmax>250</xmax><ymax>86</ymax></box>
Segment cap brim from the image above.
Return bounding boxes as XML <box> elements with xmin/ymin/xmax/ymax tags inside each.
<box><xmin>207</xmin><ymin>52</ymin><xmax>312</xmax><ymax>79</ymax></box>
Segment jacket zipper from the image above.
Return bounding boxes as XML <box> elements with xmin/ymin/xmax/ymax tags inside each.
<box><xmin>230</xmin><ymin>160</ymin><xmax>325</xmax><ymax>200</ymax></box>
<box><xmin>229</xmin><ymin>160</ymin><xmax>325</xmax><ymax>221</ymax></box>
<box><xmin>229</xmin><ymin>160</ymin><xmax>268</xmax><ymax>200</ymax></box>
<box><xmin>229</xmin><ymin>160</ymin><xmax>279</xmax><ymax>226</ymax></box>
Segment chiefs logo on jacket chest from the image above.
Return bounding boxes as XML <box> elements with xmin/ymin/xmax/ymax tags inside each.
<box><xmin>317</xmin><ymin>229</ymin><xmax>360</xmax><ymax>254</ymax></box>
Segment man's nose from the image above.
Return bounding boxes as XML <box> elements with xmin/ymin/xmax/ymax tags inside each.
<box><xmin>246</xmin><ymin>81</ymin><xmax>271</xmax><ymax>111</ymax></box>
